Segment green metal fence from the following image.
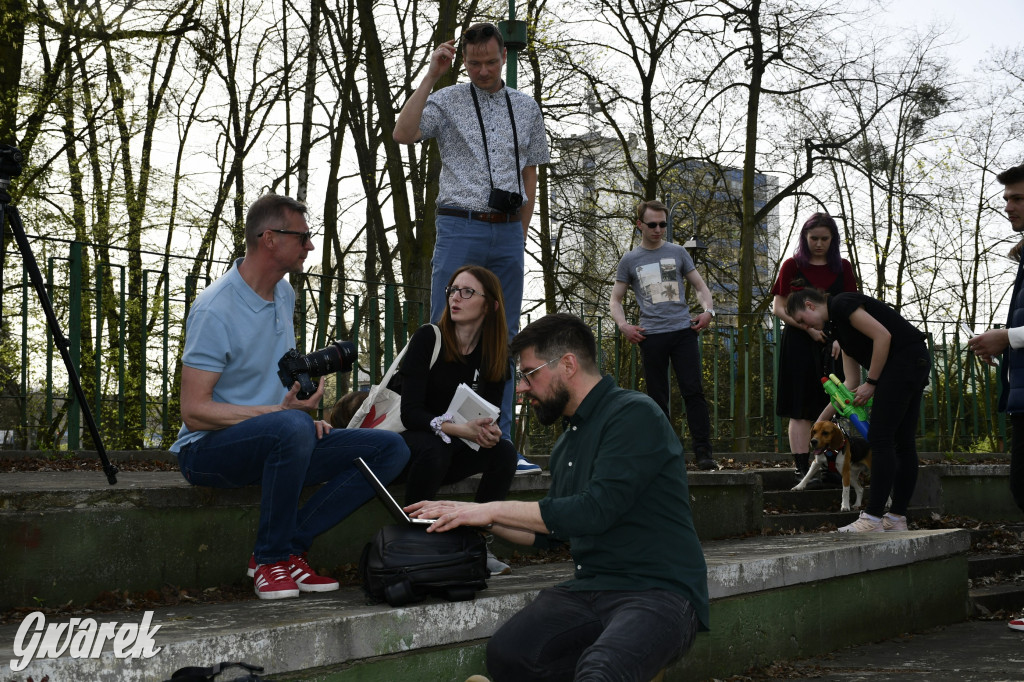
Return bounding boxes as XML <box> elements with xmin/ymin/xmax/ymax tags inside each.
<box><xmin>0</xmin><ymin>237</ymin><xmax>1006</xmax><ymax>453</ymax></box>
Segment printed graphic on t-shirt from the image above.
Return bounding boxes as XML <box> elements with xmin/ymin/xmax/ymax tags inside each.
<box><xmin>636</xmin><ymin>259</ymin><xmax>681</xmax><ymax>304</ymax></box>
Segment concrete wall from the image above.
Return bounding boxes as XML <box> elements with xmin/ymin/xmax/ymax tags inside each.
<box><xmin>674</xmin><ymin>556</ymin><xmax>968</xmax><ymax>680</ymax></box>
<box><xmin>938</xmin><ymin>464</ymin><xmax>1024</xmax><ymax>521</ymax></box>
<box><xmin>0</xmin><ymin>472</ymin><xmax>761</xmax><ymax>611</ymax></box>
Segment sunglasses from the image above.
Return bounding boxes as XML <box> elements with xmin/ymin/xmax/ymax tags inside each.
<box><xmin>259</xmin><ymin>229</ymin><xmax>312</xmax><ymax>245</ymax></box>
<box><xmin>642</xmin><ymin>221</ymin><xmax>669</xmax><ymax>229</ymax></box>
<box><xmin>464</xmin><ymin>24</ymin><xmax>498</xmax><ymax>42</ymax></box>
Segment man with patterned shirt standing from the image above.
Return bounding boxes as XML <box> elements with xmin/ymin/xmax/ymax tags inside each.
<box><xmin>393</xmin><ymin>22</ymin><xmax>549</xmax><ymax>470</ymax></box>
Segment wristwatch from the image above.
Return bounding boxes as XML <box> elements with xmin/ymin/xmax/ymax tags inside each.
<box><xmin>706</xmin><ymin>309</ymin><xmax>716</xmax><ymax>319</ymax></box>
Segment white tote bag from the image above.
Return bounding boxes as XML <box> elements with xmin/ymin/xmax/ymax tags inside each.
<box><xmin>346</xmin><ymin>324</ymin><xmax>441</xmax><ymax>432</ymax></box>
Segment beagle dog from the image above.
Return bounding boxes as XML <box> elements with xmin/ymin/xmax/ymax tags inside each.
<box><xmin>793</xmin><ymin>420</ymin><xmax>872</xmax><ymax>512</ymax></box>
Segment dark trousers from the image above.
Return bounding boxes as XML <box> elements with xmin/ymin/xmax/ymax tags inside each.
<box><xmin>639</xmin><ymin>328</ymin><xmax>712</xmax><ymax>456</ymax></box>
<box><xmin>401</xmin><ymin>429</ymin><xmax>517</xmax><ymax>506</ymax></box>
<box><xmin>486</xmin><ymin>585</ymin><xmax>699</xmax><ymax>682</ymax></box>
<box><xmin>1011</xmin><ymin>414</ymin><xmax>1024</xmax><ymax>514</ymax></box>
<box><xmin>865</xmin><ymin>342</ymin><xmax>931</xmax><ymax>517</ymax></box>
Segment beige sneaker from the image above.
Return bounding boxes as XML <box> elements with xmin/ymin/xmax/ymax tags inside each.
<box><xmin>486</xmin><ymin>550</ymin><xmax>511</xmax><ymax>576</ymax></box>
<box><xmin>838</xmin><ymin>512</ymin><xmax>884</xmax><ymax>533</ymax></box>
<box><xmin>465</xmin><ymin>676</ymin><xmax>491</xmax><ymax>682</ymax></box>
<box><xmin>881</xmin><ymin>513</ymin><xmax>908</xmax><ymax>532</ymax></box>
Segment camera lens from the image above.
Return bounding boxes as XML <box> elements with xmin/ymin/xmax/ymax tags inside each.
<box><xmin>303</xmin><ymin>340</ymin><xmax>356</xmax><ymax>375</ymax></box>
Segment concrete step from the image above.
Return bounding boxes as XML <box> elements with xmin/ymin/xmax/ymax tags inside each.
<box><xmin>763</xmin><ymin>506</ymin><xmax>940</xmax><ymax>533</ymax></box>
<box><xmin>968</xmin><ymin>552</ymin><xmax>1024</xmax><ymax>579</ymax></box>
<box><xmin>0</xmin><ymin>530</ymin><xmax>971</xmax><ymax>682</ymax></box>
<box><xmin>970</xmin><ymin>582</ymin><xmax>1024</xmax><ymax>615</ymax></box>
<box><xmin>0</xmin><ymin>469</ymin><xmax>762</xmax><ymax>612</ymax></box>
<box><xmin>766</xmin><ymin>486</ymin><xmax>867</xmax><ymax>512</ymax></box>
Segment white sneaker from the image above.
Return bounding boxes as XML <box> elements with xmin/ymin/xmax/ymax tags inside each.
<box><xmin>881</xmin><ymin>513</ymin><xmax>908</xmax><ymax>532</ymax></box>
<box><xmin>838</xmin><ymin>512</ymin><xmax>884</xmax><ymax>533</ymax></box>
<box><xmin>1009</xmin><ymin>617</ymin><xmax>1024</xmax><ymax>631</ymax></box>
<box><xmin>515</xmin><ymin>454</ymin><xmax>542</xmax><ymax>475</ymax></box>
<box><xmin>486</xmin><ymin>550</ymin><xmax>511</xmax><ymax>576</ymax></box>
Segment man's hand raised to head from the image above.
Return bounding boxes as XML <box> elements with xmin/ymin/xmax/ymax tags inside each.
<box><xmin>428</xmin><ymin>40</ymin><xmax>457</xmax><ymax>80</ymax></box>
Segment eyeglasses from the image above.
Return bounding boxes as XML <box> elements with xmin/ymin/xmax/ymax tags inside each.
<box><xmin>515</xmin><ymin>356</ymin><xmax>561</xmax><ymax>388</ymax></box>
<box><xmin>259</xmin><ymin>229</ymin><xmax>312</xmax><ymax>245</ymax></box>
<box><xmin>446</xmin><ymin>285</ymin><xmax>486</xmax><ymax>300</ymax></box>
<box><xmin>642</xmin><ymin>221</ymin><xmax>669</xmax><ymax>229</ymax></box>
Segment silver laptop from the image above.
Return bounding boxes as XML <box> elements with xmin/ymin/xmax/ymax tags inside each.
<box><xmin>355</xmin><ymin>457</ymin><xmax>434</xmax><ymax>525</ymax></box>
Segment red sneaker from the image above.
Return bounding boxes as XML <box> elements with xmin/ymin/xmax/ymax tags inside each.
<box><xmin>1009</xmin><ymin>617</ymin><xmax>1024</xmax><ymax>631</ymax></box>
<box><xmin>246</xmin><ymin>554</ymin><xmax>257</xmax><ymax>578</ymax></box>
<box><xmin>253</xmin><ymin>560</ymin><xmax>300</xmax><ymax>600</ymax></box>
<box><xmin>288</xmin><ymin>553</ymin><xmax>340</xmax><ymax>592</ymax></box>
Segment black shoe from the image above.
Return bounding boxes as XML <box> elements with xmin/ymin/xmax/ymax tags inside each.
<box><xmin>792</xmin><ymin>453</ymin><xmax>810</xmax><ymax>480</ymax></box>
<box><xmin>696</xmin><ymin>457</ymin><xmax>718</xmax><ymax>471</ymax></box>
<box><xmin>805</xmin><ymin>470</ymin><xmax>842</xmax><ymax>489</ymax></box>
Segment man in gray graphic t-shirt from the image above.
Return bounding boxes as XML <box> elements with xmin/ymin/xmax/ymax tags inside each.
<box><xmin>610</xmin><ymin>199</ymin><xmax>718</xmax><ymax>470</ymax></box>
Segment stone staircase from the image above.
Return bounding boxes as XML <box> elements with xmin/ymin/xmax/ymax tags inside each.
<box><xmin>0</xmin><ymin>450</ymin><xmax>1021</xmax><ymax>681</ymax></box>
<box><xmin>756</xmin><ymin>462</ymin><xmax>1024</xmax><ymax>621</ymax></box>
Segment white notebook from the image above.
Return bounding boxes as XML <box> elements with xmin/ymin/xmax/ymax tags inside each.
<box><xmin>446</xmin><ymin>383</ymin><xmax>500</xmax><ymax>451</ymax></box>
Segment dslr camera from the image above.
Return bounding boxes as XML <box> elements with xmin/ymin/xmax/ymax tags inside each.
<box><xmin>488</xmin><ymin>188</ymin><xmax>523</xmax><ymax>214</ymax></box>
<box><xmin>277</xmin><ymin>340</ymin><xmax>357</xmax><ymax>400</ymax></box>
<box><xmin>0</xmin><ymin>144</ymin><xmax>23</xmax><ymax>180</ymax></box>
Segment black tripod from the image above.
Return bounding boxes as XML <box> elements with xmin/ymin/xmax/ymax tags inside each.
<box><xmin>0</xmin><ymin>145</ymin><xmax>117</xmax><ymax>484</ymax></box>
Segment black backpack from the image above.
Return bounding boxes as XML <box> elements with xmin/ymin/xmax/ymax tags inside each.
<box><xmin>360</xmin><ymin>523</ymin><xmax>489</xmax><ymax>607</ymax></box>
<box><xmin>164</xmin><ymin>662</ymin><xmax>263</xmax><ymax>682</ymax></box>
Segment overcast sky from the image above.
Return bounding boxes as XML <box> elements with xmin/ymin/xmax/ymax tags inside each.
<box><xmin>878</xmin><ymin>0</ymin><xmax>1021</xmax><ymax>73</ymax></box>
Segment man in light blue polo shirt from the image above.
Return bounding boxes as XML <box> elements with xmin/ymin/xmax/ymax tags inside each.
<box><xmin>171</xmin><ymin>194</ymin><xmax>409</xmax><ymax>601</ymax></box>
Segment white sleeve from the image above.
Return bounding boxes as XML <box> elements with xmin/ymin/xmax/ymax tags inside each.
<box><xmin>1009</xmin><ymin>326</ymin><xmax>1024</xmax><ymax>350</ymax></box>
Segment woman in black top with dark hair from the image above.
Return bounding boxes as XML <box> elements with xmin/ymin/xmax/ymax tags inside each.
<box><xmin>788</xmin><ymin>288</ymin><xmax>930</xmax><ymax>533</ymax></box>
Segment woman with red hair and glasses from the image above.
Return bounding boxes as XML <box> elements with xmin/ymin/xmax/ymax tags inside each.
<box><xmin>397</xmin><ymin>265</ymin><xmax>518</xmax><ymax>574</ymax></box>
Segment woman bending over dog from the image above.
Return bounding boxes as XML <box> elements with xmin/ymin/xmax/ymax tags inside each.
<box><xmin>787</xmin><ymin>288</ymin><xmax>930</xmax><ymax>533</ymax></box>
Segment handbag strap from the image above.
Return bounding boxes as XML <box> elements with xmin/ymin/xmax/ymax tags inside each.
<box><xmin>378</xmin><ymin>324</ymin><xmax>441</xmax><ymax>390</ymax></box>
<box><xmin>427</xmin><ymin>323</ymin><xmax>442</xmax><ymax>368</ymax></box>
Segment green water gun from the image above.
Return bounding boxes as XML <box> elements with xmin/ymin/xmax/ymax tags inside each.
<box><xmin>820</xmin><ymin>374</ymin><xmax>870</xmax><ymax>438</ymax></box>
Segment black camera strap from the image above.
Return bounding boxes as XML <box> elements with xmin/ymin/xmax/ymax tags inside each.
<box><xmin>470</xmin><ymin>84</ymin><xmax>523</xmax><ymax>202</ymax></box>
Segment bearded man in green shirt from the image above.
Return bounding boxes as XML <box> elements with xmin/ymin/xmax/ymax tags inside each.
<box><xmin>408</xmin><ymin>312</ymin><xmax>709</xmax><ymax>682</ymax></box>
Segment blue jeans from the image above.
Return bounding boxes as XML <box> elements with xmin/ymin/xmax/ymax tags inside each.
<box><xmin>430</xmin><ymin>210</ymin><xmax>524</xmax><ymax>441</ymax></box>
<box><xmin>486</xmin><ymin>586</ymin><xmax>699</xmax><ymax>682</ymax></box>
<box><xmin>177</xmin><ymin>410</ymin><xmax>409</xmax><ymax>564</ymax></box>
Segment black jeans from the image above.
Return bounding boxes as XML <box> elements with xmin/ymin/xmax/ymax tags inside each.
<box><xmin>1011</xmin><ymin>414</ymin><xmax>1024</xmax><ymax>514</ymax></box>
<box><xmin>865</xmin><ymin>342</ymin><xmax>931</xmax><ymax>517</ymax></box>
<box><xmin>639</xmin><ymin>328</ymin><xmax>712</xmax><ymax>456</ymax></box>
<box><xmin>486</xmin><ymin>586</ymin><xmax>699</xmax><ymax>682</ymax></box>
<box><xmin>400</xmin><ymin>429</ymin><xmax>517</xmax><ymax>506</ymax></box>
